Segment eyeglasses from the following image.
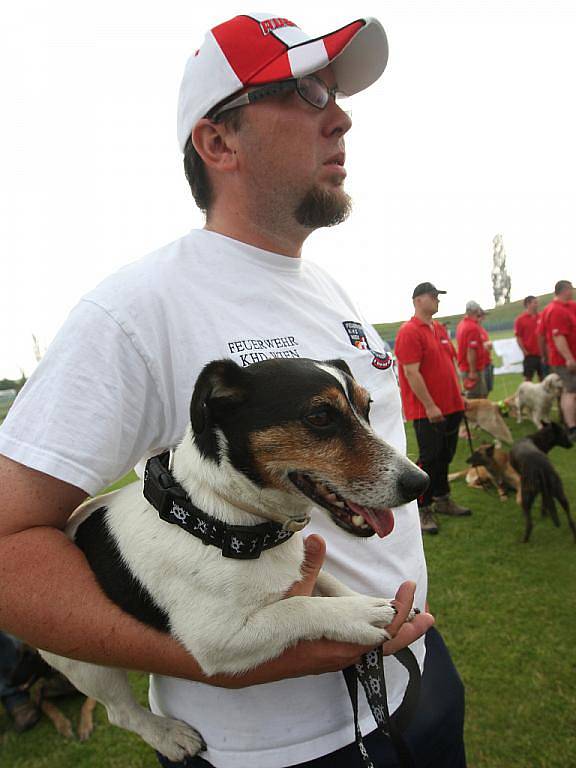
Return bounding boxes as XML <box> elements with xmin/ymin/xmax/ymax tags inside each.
<box><xmin>209</xmin><ymin>75</ymin><xmax>343</xmax><ymax>121</ymax></box>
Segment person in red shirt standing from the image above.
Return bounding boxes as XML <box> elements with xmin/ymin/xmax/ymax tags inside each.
<box><xmin>395</xmin><ymin>282</ymin><xmax>470</xmax><ymax>535</ymax></box>
<box><xmin>456</xmin><ymin>301</ymin><xmax>488</xmax><ymax>397</ymax></box>
<box><xmin>514</xmin><ymin>296</ymin><xmax>543</xmax><ymax>381</ymax></box>
<box><xmin>477</xmin><ymin>310</ymin><xmax>494</xmax><ymax>393</ymax></box>
<box><xmin>544</xmin><ymin>280</ymin><xmax>576</xmax><ymax>440</ymax></box>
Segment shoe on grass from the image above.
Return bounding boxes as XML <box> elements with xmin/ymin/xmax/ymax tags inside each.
<box><xmin>433</xmin><ymin>495</ymin><xmax>472</xmax><ymax>516</ymax></box>
<box><xmin>9</xmin><ymin>700</ymin><xmax>41</xmax><ymax>733</ymax></box>
<box><xmin>419</xmin><ymin>506</ymin><xmax>439</xmax><ymax>535</ymax></box>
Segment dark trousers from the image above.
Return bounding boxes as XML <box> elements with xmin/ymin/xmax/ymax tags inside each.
<box><xmin>156</xmin><ymin>628</ymin><xmax>466</xmax><ymax>768</ymax></box>
<box><xmin>413</xmin><ymin>412</ymin><xmax>463</xmax><ymax>507</ymax></box>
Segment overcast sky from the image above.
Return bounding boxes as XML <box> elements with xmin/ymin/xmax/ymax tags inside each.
<box><xmin>2</xmin><ymin>1</ymin><xmax>575</xmax><ymax>379</ymax></box>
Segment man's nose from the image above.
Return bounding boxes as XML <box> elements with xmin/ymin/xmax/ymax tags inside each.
<box><xmin>322</xmin><ymin>99</ymin><xmax>352</xmax><ymax>138</ymax></box>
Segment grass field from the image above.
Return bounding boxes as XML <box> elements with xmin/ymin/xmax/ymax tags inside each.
<box><xmin>1</xmin><ymin>374</ymin><xmax>575</xmax><ymax>767</ymax></box>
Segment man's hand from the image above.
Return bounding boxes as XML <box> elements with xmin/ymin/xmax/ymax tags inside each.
<box><xmin>425</xmin><ymin>403</ymin><xmax>444</xmax><ymax>423</ymax></box>
<box><xmin>219</xmin><ymin>536</ymin><xmax>434</xmax><ymax>687</ymax></box>
<box><xmin>275</xmin><ymin>536</ymin><xmax>434</xmax><ymax>667</ymax></box>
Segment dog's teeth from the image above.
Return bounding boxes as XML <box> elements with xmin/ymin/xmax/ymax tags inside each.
<box><xmin>352</xmin><ymin>515</ymin><xmax>364</xmax><ymax>526</ymax></box>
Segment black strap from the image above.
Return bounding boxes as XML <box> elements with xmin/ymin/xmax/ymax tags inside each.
<box><xmin>143</xmin><ymin>452</ymin><xmax>294</xmax><ymax>559</ymax></box>
<box><xmin>343</xmin><ymin>646</ymin><xmax>421</xmax><ymax>768</ymax></box>
<box><xmin>462</xmin><ymin>412</ymin><xmax>475</xmax><ymax>457</ymax></box>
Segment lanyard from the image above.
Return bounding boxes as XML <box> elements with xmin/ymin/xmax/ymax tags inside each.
<box><xmin>343</xmin><ymin>645</ymin><xmax>421</xmax><ymax>768</ymax></box>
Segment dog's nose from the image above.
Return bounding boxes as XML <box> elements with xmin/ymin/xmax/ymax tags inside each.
<box><xmin>398</xmin><ymin>467</ymin><xmax>429</xmax><ymax>503</ymax></box>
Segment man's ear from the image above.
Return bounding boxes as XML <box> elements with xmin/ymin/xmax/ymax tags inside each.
<box><xmin>191</xmin><ymin>119</ymin><xmax>239</xmax><ymax>172</ymax></box>
<box><xmin>190</xmin><ymin>359</ymin><xmax>247</xmax><ymax>461</ymax></box>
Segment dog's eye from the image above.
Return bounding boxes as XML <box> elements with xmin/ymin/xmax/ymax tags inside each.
<box><xmin>305</xmin><ymin>409</ymin><xmax>334</xmax><ymax>429</ymax></box>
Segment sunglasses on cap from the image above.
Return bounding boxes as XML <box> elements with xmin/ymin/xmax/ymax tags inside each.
<box><xmin>209</xmin><ymin>75</ymin><xmax>342</xmax><ymax>121</ymax></box>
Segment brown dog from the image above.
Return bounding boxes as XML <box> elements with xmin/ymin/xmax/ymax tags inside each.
<box><xmin>461</xmin><ymin>399</ymin><xmax>513</xmax><ymax>444</ymax></box>
<box><xmin>449</xmin><ymin>443</ymin><xmax>520</xmax><ymax>502</ymax></box>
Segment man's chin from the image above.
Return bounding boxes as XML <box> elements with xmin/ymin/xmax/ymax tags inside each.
<box><xmin>294</xmin><ymin>185</ymin><xmax>352</xmax><ymax>229</ymax></box>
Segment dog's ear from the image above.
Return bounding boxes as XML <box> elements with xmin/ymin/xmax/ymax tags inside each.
<box><xmin>190</xmin><ymin>360</ymin><xmax>247</xmax><ymax>459</ymax></box>
<box><xmin>323</xmin><ymin>359</ymin><xmax>354</xmax><ymax>380</ymax></box>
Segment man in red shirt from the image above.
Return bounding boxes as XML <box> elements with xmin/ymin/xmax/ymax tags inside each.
<box><xmin>514</xmin><ymin>296</ymin><xmax>543</xmax><ymax>381</ymax></box>
<box><xmin>395</xmin><ymin>282</ymin><xmax>469</xmax><ymax>535</ymax></box>
<box><xmin>477</xmin><ymin>310</ymin><xmax>494</xmax><ymax>393</ymax></box>
<box><xmin>456</xmin><ymin>301</ymin><xmax>488</xmax><ymax>397</ymax></box>
<box><xmin>544</xmin><ymin>280</ymin><xmax>576</xmax><ymax>440</ymax></box>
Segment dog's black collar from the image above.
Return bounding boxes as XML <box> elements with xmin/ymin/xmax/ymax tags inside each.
<box><xmin>143</xmin><ymin>452</ymin><xmax>294</xmax><ymax>559</ymax></box>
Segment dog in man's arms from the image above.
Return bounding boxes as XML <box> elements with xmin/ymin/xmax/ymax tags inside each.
<box><xmin>40</xmin><ymin>358</ymin><xmax>429</xmax><ymax>761</ymax></box>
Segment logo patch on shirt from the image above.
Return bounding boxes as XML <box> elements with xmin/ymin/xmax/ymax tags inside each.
<box><xmin>342</xmin><ymin>321</ymin><xmax>392</xmax><ymax>370</ymax></box>
<box><xmin>343</xmin><ymin>321</ymin><xmax>370</xmax><ymax>350</ymax></box>
<box><xmin>371</xmin><ymin>351</ymin><xmax>393</xmax><ymax>370</ymax></box>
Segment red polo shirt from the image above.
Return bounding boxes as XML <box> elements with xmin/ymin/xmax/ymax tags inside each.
<box><xmin>514</xmin><ymin>311</ymin><xmax>540</xmax><ymax>356</ymax></box>
<box><xmin>545</xmin><ymin>300</ymin><xmax>576</xmax><ymax>366</ymax></box>
<box><xmin>456</xmin><ymin>316</ymin><xmax>484</xmax><ymax>372</ymax></box>
<box><xmin>477</xmin><ymin>324</ymin><xmax>492</xmax><ymax>367</ymax></box>
<box><xmin>395</xmin><ymin>317</ymin><xmax>464</xmax><ymax>420</ymax></box>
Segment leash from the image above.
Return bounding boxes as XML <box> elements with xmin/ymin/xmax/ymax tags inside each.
<box><xmin>343</xmin><ymin>645</ymin><xmax>421</xmax><ymax>768</ymax></box>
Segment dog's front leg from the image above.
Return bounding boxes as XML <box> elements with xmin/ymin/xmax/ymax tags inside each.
<box><xmin>314</xmin><ymin>569</ymin><xmax>360</xmax><ymax>597</ymax></box>
<box><xmin>199</xmin><ymin>595</ymin><xmax>397</xmax><ymax>675</ymax></box>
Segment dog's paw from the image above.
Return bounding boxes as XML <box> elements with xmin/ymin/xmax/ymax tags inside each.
<box><xmin>137</xmin><ymin>713</ymin><xmax>205</xmax><ymax>761</ymax></box>
<box><xmin>326</xmin><ymin>596</ymin><xmax>400</xmax><ymax>645</ymax></box>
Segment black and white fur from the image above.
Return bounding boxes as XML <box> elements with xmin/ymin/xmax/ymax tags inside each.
<box><xmin>509</xmin><ymin>421</ymin><xmax>575</xmax><ymax>543</ymax></box>
<box><xmin>40</xmin><ymin>358</ymin><xmax>428</xmax><ymax>761</ymax></box>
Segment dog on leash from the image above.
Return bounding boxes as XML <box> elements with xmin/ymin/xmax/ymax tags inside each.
<box><xmin>509</xmin><ymin>422</ymin><xmax>575</xmax><ymax>543</ymax></box>
<box><xmin>40</xmin><ymin>358</ymin><xmax>428</xmax><ymax>761</ymax></box>
<box><xmin>461</xmin><ymin>399</ymin><xmax>513</xmax><ymax>444</ymax></box>
<box><xmin>449</xmin><ymin>443</ymin><xmax>520</xmax><ymax>502</ymax></box>
<box><xmin>513</xmin><ymin>373</ymin><xmax>563</xmax><ymax>428</ymax></box>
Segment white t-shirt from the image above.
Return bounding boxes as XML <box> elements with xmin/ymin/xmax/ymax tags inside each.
<box><xmin>0</xmin><ymin>229</ymin><xmax>427</xmax><ymax>768</ymax></box>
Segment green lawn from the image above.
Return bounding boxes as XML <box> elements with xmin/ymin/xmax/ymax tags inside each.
<box><xmin>1</xmin><ymin>373</ymin><xmax>575</xmax><ymax>767</ymax></box>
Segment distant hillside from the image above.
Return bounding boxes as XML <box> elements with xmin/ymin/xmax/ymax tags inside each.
<box><xmin>374</xmin><ymin>293</ymin><xmax>554</xmax><ymax>343</ymax></box>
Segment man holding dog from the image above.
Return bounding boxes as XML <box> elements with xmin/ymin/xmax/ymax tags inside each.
<box><xmin>395</xmin><ymin>283</ymin><xmax>470</xmax><ymax>536</ymax></box>
<box><xmin>514</xmin><ymin>296</ymin><xmax>544</xmax><ymax>381</ymax></box>
<box><xmin>541</xmin><ymin>280</ymin><xmax>576</xmax><ymax>441</ymax></box>
<box><xmin>0</xmin><ymin>13</ymin><xmax>467</xmax><ymax>768</ymax></box>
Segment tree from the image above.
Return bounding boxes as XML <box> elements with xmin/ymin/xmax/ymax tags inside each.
<box><xmin>491</xmin><ymin>234</ymin><xmax>511</xmax><ymax>305</ymax></box>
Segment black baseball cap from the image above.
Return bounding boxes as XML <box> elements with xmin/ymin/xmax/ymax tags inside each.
<box><xmin>412</xmin><ymin>282</ymin><xmax>447</xmax><ymax>299</ymax></box>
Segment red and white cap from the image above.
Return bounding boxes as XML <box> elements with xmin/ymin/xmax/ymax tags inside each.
<box><xmin>177</xmin><ymin>13</ymin><xmax>389</xmax><ymax>151</ymax></box>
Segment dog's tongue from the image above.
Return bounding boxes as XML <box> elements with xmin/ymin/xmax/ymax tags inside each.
<box><xmin>347</xmin><ymin>501</ymin><xmax>395</xmax><ymax>538</ymax></box>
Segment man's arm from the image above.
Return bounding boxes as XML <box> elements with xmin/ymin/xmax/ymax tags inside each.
<box><xmin>538</xmin><ymin>334</ymin><xmax>547</xmax><ymax>362</ymax></box>
<box><xmin>466</xmin><ymin>347</ymin><xmax>479</xmax><ymax>379</ymax></box>
<box><xmin>553</xmin><ymin>335</ymin><xmax>576</xmax><ymax>371</ymax></box>
<box><xmin>515</xmin><ymin>334</ymin><xmax>527</xmax><ymax>356</ymax></box>
<box><xmin>402</xmin><ymin>362</ymin><xmax>443</xmax><ymax>422</ymax></box>
<box><xmin>0</xmin><ymin>456</ymin><xmax>433</xmax><ymax>687</ymax></box>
